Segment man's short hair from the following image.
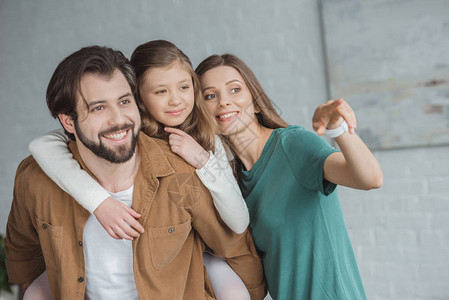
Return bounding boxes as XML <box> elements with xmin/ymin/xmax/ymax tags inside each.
<box><xmin>46</xmin><ymin>46</ymin><xmax>136</xmax><ymax>139</ymax></box>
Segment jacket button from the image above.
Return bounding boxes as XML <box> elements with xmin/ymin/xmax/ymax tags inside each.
<box><xmin>168</xmin><ymin>227</ymin><xmax>175</xmax><ymax>234</ymax></box>
<box><xmin>78</xmin><ymin>277</ymin><xmax>84</xmax><ymax>283</ymax></box>
<box><xmin>77</xmin><ymin>241</ymin><xmax>83</xmax><ymax>247</ymax></box>
<box><xmin>42</xmin><ymin>224</ymin><xmax>47</xmax><ymax>229</ymax></box>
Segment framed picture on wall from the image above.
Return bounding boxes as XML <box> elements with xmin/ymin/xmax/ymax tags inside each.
<box><xmin>320</xmin><ymin>0</ymin><xmax>449</xmax><ymax>149</ymax></box>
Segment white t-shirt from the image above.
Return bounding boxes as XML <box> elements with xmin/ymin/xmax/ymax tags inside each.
<box><xmin>84</xmin><ymin>186</ymin><xmax>139</xmax><ymax>300</ymax></box>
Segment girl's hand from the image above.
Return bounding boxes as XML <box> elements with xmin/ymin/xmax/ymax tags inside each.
<box><xmin>164</xmin><ymin>127</ymin><xmax>210</xmax><ymax>169</ymax></box>
<box><xmin>312</xmin><ymin>98</ymin><xmax>356</xmax><ymax>135</ymax></box>
<box><xmin>93</xmin><ymin>197</ymin><xmax>144</xmax><ymax>240</ymax></box>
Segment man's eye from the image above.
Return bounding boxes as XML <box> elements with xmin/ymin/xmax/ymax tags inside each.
<box><xmin>205</xmin><ymin>94</ymin><xmax>216</xmax><ymax>100</ymax></box>
<box><xmin>230</xmin><ymin>87</ymin><xmax>241</xmax><ymax>93</ymax></box>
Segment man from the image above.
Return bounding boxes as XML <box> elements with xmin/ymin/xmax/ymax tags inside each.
<box><xmin>4</xmin><ymin>46</ymin><xmax>265</xmax><ymax>299</ymax></box>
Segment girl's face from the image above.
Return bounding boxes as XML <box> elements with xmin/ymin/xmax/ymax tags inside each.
<box><xmin>200</xmin><ymin>66</ymin><xmax>258</xmax><ymax>136</ymax></box>
<box><xmin>139</xmin><ymin>61</ymin><xmax>195</xmax><ymax>127</ymax></box>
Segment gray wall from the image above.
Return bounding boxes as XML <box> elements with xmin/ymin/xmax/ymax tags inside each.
<box><xmin>1</xmin><ymin>1</ymin><xmax>448</xmax><ymax>299</ymax></box>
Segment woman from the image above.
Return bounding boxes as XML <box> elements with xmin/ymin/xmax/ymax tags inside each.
<box><xmin>194</xmin><ymin>54</ymin><xmax>383</xmax><ymax>299</ymax></box>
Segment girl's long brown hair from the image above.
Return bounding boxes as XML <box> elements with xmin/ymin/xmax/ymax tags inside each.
<box><xmin>195</xmin><ymin>54</ymin><xmax>289</xmax><ymax>178</ymax></box>
<box><xmin>130</xmin><ymin>40</ymin><xmax>216</xmax><ymax>152</ymax></box>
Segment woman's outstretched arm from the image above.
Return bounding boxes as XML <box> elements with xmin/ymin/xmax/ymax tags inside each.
<box><xmin>313</xmin><ymin>99</ymin><xmax>383</xmax><ymax>190</ymax></box>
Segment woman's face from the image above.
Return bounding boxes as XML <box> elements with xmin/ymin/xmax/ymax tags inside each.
<box><xmin>200</xmin><ymin>66</ymin><xmax>258</xmax><ymax>136</ymax></box>
<box><xmin>139</xmin><ymin>61</ymin><xmax>195</xmax><ymax>127</ymax></box>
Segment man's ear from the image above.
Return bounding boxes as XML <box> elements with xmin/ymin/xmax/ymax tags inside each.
<box><xmin>58</xmin><ymin>114</ymin><xmax>76</xmax><ymax>134</ymax></box>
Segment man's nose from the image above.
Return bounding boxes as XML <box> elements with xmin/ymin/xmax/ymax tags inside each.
<box><xmin>108</xmin><ymin>106</ymin><xmax>127</xmax><ymax>124</ymax></box>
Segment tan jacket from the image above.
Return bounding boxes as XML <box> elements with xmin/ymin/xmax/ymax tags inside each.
<box><xmin>5</xmin><ymin>133</ymin><xmax>266</xmax><ymax>300</ymax></box>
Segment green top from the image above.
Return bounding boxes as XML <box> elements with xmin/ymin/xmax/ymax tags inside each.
<box><xmin>240</xmin><ymin>126</ymin><xmax>366</xmax><ymax>300</ymax></box>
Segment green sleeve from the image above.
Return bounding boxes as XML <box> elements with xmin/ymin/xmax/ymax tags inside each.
<box><xmin>280</xmin><ymin>126</ymin><xmax>337</xmax><ymax>195</ymax></box>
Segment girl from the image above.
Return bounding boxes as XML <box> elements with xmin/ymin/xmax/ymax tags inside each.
<box><xmin>26</xmin><ymin>41</ymin><xmax>251</xmax><ymax>300</ymax></box>
<box><xmin>195</xmin><ymin>54</ymin><xmax>383</xmax><ymax>299</ymax></box>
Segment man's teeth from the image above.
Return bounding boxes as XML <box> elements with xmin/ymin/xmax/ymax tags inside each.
<box><xmin>218</xmin><ymin>112</ymin><xmax>237</xmax><ymax>119</ymax></box>
<box><xmin>104</xmin><ymin>130</ymin><xmax>127</xmax><ymax>140</ymax></box>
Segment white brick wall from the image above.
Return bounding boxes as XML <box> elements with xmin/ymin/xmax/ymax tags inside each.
<box><xmin>341</xmin><ymin>145</ymin><xmax>449</xmax><ymax>299</ymax></box>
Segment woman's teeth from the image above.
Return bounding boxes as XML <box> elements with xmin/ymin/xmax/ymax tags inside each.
<box><xmin>218</xmin><ymin>112</ymin><xmax>237</xmax><ymax>119</ymax></box>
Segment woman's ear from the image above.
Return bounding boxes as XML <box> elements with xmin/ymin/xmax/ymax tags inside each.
<box><xmin>254</xmin><ymin>101</ymin><xmax>261</xmax><ymax>114</ymax></box>
<box><xmin>58</xmin><ymin>114</ymin><xmax>76</xmax><ymax>134</ymax></box>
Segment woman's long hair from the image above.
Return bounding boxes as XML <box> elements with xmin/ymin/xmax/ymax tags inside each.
<box><xmin>130</xmin><ymin>40</ymin><xmax>216</xmax><ymax>152</ymax></box>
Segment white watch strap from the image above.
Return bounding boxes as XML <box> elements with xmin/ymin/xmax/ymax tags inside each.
<box><xmin>324</xmin><ymin>120</ymin><xmax>348</xmax><ymax>139</ymax></box>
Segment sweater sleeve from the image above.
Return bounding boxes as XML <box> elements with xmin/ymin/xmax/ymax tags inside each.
<box><xmin>28</xmin><ymin>128</ymin><xmax>110</xmax><ymax>213</ymax></box>
<box><xmin>195</xmin><ymin>136</ymin><xmax>249</xmax><ymax>234</ymax></box>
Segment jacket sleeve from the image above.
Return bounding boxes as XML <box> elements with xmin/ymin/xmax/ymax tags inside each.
<box><xmin>28</xmin><ymin>129</ymin><xmax>110</xmax><ymax>213</ymax></box>
<box><xmin>4</xmin><ymin>157</ymin><xmax>46</xmax><ymax>284</ymax></box>
<box><xmin>190</xmin><ymin>176</ymin><xmax>266</xmax><ymax>300</ymax></box>
<box><xmin>195</xmin><ymin>137</ymin><xmax>249</xmax><ymax>234</ymax></box>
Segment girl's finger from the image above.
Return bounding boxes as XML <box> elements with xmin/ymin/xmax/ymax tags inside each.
<box><xmin>112</xmin><ymin>225</ymin><xmax>133</xmax><ymax>241</ymax></box>
<box><xmin>169</xmin><ymin>131</ymin><xmax>185</xmax><ymax>139</ymax></box>
<box><xmin>125</xmin><ymin>206</ymin><xmax>141</xmax><ymax>219</ymax></box>
<box><xmin>168</xmin><ymin>138</ymin><xmax>182</xmax><ymax>147</ymax></box>
<box><xmin>119</xmin><ymin>220</ymin><xmax>140</xmax><ymax>238</ymax></box>
<box><xmin>164</xmin><ymin>127</ymin><xmax>186</xmax><ymax>136</ymax></box>
<box><xmin>170</xmin><ymin>145</ymin><xmax>182</xmax><ymax>155</ymax></box>
<box><xmin>106</xmin><ymin>227</ymin><xmax>122</xmax><ymax>240</ymax></box>
<box><xmin>124</xmin><ymin>216</ymin><xmax>144</xmax><ymax>234</ymax></box>
<box><xmin>168</xmin><ymin>134</ymin><xmax>184</xmax><ymax>145</ymax></box>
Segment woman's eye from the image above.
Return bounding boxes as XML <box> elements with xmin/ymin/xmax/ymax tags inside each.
<box><xmin>204</xmin><ymin>94</ymin><xmax>216</xmax><ymax>100</ymax></box>
<box><xmin>230</xmin><ymin>87</ymin><xmax>241</xmax><ymax>93</ymax></box>
<box><xmin>180</xmin><ymin>85</ymin><xmax>189</xmax><ymax>90</ymax></box>
<box><xmin>155</xmin><ymin>89</ymin><xmax>166</xmax><ymax>95</ymax></box>
<box><xmin>120</xmin><ymin>99</ymin><xmax>131</xmax><ymax>105</ymax></box>
<box><xmin>92</xmin><ymin>106</ymin><xmax>104</xmax><ymax>112</ymax></box>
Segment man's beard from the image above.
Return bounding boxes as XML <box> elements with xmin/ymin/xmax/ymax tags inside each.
<box><xmin>74</xmin><ymin>121</ymin><xmax>140</xmax><ymax>164</ymax></box>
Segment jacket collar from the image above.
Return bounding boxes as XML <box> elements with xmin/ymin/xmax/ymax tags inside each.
<box><xmin>135</xmin><ymin>132</ymin><xmax>175</xmax><ymax>179</ymax></box>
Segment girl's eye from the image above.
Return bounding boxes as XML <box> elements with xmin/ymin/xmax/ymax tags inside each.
<box><xmin>230</xmin><ymin>87</ymin><xmax>241</xmax><ymax>93</ymax></box>
<box><xmin>180</xmin><ymin>85</ymin><xmax>190</xmax><ymax>90</ymax></box>
<box><xmin>155</xmin><ymin>89</ymin><xmax>166</xmax><ymax>95</ymax></box>
<box><xmin>204</xmin><ymin>94</ymin><xmax>216</xmax><ymax>100</ymax></box>
<box><xmin>92</xmin><ymin>106</ymin><xmax>104</xmax><ymax>112</ymax></box>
